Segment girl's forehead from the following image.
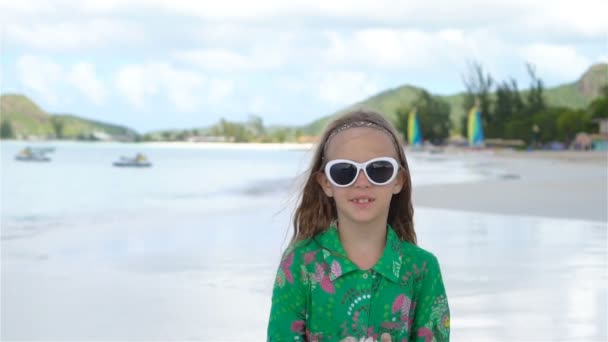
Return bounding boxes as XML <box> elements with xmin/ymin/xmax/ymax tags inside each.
<box><xmin>324</xmin><ymin>127</ymin><xmax>398</xmax><ymax>159</ymax></box>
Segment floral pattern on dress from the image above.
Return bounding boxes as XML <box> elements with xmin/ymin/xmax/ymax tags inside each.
<box><xmin>267</xmin><ymin>224</ymin><xmax>450</xmax><ymax>342</ymax></box>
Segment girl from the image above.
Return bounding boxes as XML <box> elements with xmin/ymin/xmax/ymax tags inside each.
<box><xmin>267</xmin><ymin>110</ymin><xmax>449</xmax><ymax>341</ymax></box>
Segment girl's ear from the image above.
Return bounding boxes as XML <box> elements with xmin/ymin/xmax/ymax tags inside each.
<box><xmin>316</xmin><ymin>171</ymin><xmax>334</xmax><ymax>197</ymax></box>
<box><xmin>392</xmin><ymin>170</ymin><xmax>406</xmax><ymax>194</ymax></box>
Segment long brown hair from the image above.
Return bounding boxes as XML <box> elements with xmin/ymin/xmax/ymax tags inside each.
<box><xmin>291</xmin><ymin>109</ymin><xmax>416</xmax><ymax>245</ymax></box>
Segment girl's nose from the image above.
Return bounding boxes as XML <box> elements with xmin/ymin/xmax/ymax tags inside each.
<box><xmin>353</xmin><ymin>169</ymin><xmax>371</xmax><ymax>187</ymax></box>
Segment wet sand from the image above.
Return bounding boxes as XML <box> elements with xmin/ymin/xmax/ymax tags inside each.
<box><xmin>413</xmin><ymin>150</ymin><xmax>608</xmax><ymax>222</ymax></box>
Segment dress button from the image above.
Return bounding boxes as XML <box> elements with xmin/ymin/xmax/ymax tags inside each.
<box><xmin>362</xmin><ymin>273</ymin><xmax>368</xmax><ymax>279</ymax></box>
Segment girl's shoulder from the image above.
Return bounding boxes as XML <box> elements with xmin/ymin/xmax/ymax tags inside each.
<box><xmin>384</xmin><ymin>225</ymin><xmax>441</xmax><ymax>270</ymax></box>
<box><xmin>401</xmin><ymin>240</ymin><xmax>438</xmax><ymax>261</ymax></box>
<box><xmin>279</xmin><ymin>235</ymin><xmax>324</xmax><ymax>262</ymax></box>
<box><xmin>396</xmin><ymin>239</ymin><xmax>443</xmax><ymax>275</ymax></box>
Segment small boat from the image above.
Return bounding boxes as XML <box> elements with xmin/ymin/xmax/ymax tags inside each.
<box><xmin>113</xmin><ymin>153</ymin><xmax>152</xmax><ymax>168</ymax></box>
<box><xmin>15</xmin><ymin>147</ymin><xmax>52</xmax><ymax>162</ymax></box>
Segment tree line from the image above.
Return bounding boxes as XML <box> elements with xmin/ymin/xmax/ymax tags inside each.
<box><xmin>139</xmin><ymin>115</ymin><xmax>305</xmax><ymax>143</ymax></box>
<box><xmin>394</xmin><ymin>61</ymin><xmax>607</xmax><ymax>147</ymax></box>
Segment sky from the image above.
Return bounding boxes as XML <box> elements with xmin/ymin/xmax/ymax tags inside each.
<box><xmin>0</xmin><ymin>0</ymin><xmax>606</xmax><ymax>133</ymax></box>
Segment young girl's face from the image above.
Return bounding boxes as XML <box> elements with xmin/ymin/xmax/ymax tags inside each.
<box><xmin>317</xmin><ymin>127</ymin><xmax>405</xmax><ymax>227</ymax></box>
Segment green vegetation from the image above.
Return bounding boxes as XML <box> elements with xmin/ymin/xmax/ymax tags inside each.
<box><xmin>459</xmin><ymin>61</ymin><xmax>494</xmax><ymax>137</ymax></box>
<box><xmin>394</xmin><ymin>90</ymin><xmax>452</xmax><ymax>144</ymax></box>
<box><xmin>0</xmin><ymin>94</ymin><xmax>55</xmax><ymax>137</ymax></box>
<box><xmin>51</xmin><ymin>114</ymin><xmax>137</xmax><ymax>140</ymax></box>
<box><xmin>1</xmin><ymin>120</ymin><xmax>15</xmax><ymax>139</ymax></box>
<box><xmin>142</xmin><ymin>115</ymin><xmax>305</xmax><ymax>143</ymax></box>
<box><xmin>304</xmin><ymin>63</ymin><xmax>607</xmax><ymax>136</ymax></box>
<box><xmin>0</xmin><ymin>94</ymin><xmax>137</xmax><ymax>141</ymax></box>
<box><xmin>589</xmin><ymin>86</ymin><xmax>608</xmax><ymax>119</ymax></box>
<box><xmin>459</xmin><ymin>63</ymin><xmax>606</xmax><ymax>146</ymax></box>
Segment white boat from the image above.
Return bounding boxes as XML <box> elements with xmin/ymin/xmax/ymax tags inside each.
<box><xmin>113</xmin><ymin>154</ymin><xmax>152</xmax><ymax>168</ymax></box>
<box><xmin>15</xmin><ymin>147</ymin><xmax>52</xmax><ymax>162</ymax></box>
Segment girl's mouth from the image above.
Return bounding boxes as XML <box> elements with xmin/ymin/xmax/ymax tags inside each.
<box><xmin>350</xmin><ymin>197</ymin><xmax>375</xmax><ymax>204</ymax></box>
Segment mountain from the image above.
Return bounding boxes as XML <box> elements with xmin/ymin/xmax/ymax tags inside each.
<box><xmin>303</xmin><ymin>63</ymin><xmax>608</xmax><ymax>134</ymax></box>
<box><xmin>1</xmin><ymin>94</ymin><xmax>55</xmax><ymax>137</ymax></box>
<box><xmin>0</xmin><ymin>94</ymin><xmax>138</xmax><ymax>140</ymax></box>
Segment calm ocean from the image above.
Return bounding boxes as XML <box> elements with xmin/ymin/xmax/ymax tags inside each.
<box><xmin>1</xmin><ymin>141</ymin><xmax>605</xmax><ymax>341</ymax></box>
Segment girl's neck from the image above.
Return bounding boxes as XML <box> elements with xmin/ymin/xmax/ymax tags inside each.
<box><xmin>336</xmin><ymin>218</ymin><xmax>387</xmax><ymax>270</ymax></box>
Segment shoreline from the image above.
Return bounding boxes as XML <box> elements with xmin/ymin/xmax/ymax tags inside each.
<box><xmin>141</xmin><ymin>141</ymin><xmax>315</xmax><ymax>150</ymax></box>
<box><xmin>413</xmin><ymin>151</ymin><xmax>607</xmax><ymax>222</ymax></box>
<box><xmin>1</xmin><ymin>139</ymin><xmax>316</xmax><ymax>151</ymax></box>
<box><xmin>4</xmin><ymin>138</ymin><xmax>607</xmax><ymax>160</ymax></box>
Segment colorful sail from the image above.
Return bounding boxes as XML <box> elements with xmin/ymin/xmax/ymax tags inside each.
<box><xmin>407</xmin><ymin>109</ymin><xmax>422</xmax><ymax>146</ymax></box>
<box><xmin>467</xmin><ymin>106</ymin><xmax>484</xmax><ymax>147</ymax></box>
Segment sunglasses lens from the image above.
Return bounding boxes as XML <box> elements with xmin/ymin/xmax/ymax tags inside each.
<box><xmin>329</xmin><ymin>162</ymin><xmax>358</xmax><ymax>186</ymax></box>
<box><xmin>366</xmin><ymin>160</ymin><xmax>395</xmax><ymax>184</ymax></box>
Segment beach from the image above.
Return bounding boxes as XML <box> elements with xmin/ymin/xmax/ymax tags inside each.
<box><xmin>1</xmin><ymin>142</ymin><xmax>606</xmax><ymax>341</ymax></box>
<box><xmin>413</xmin><ymin>150</ymin><xmax>608</xmax><ymax>222</ymax></box>
<box><xmin>408</xmin><ymin>150</ymin><xmax>607</xmax><ymax>341</ymax></box>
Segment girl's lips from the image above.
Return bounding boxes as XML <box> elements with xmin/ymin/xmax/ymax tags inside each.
<box><xmin>349</xmin><ymin>197</ymin><xmax>375</xmax><ymax>208</ymax></box>
<box><xmin>349</xmin><ymin>195</ymin><xmax>375</xmax><ymax>203</ymax></box>
<box><xmin>350</xmin><ymin>198</ymin><xmax>374</xmax><ymax>204</ymax></box>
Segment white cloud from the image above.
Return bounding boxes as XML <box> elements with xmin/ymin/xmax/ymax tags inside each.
<box><xmin>322</xmin><ymin>28</ymin><xmax>489</xmax><ymax>70</ymax></box>
<box><xmin>66</xmin><ymin>63</ymin><xmax>107</xmax><ymax>104</ymax></box>
<box><xmin>35</xmin><ymin>0</ymin><xmax>602</xmax><ymax>41</ymax></box>
<box><xmin>248</xmin><ymin>96</ymin><xmax>268</xmax><ymax>114</ymax></box>
<box><xmin>0</xmin><ymin>0</ymin><xmax>55</xmax><ymax>15</ymax></box>
<box><xmin>16</xmin><ymin>55</ymin><xmax>64</xmax><ymax>104</ymax></box>
<box><xmin>55</xmin><ymin>0</ymin><xmax>526</xmax><ymax>26</ymax></box>
<box><xmin>115</xmin><ymin>65</ymin><xmax>158</xmax><ymax>109</ymax></box>
<box><xmin>115</xmin><ymin>63</ymin><xmax>207</xmax><ymax>112</ymax></box>
<box><xmin>5</xmin><ymin>19</ymin><xmax>143</xmax><ymax>50</ymax></box>
<box><xmin>520</xmin><ymin>44</ymin><xmax>591</xmax><ymax>80</ymax></box>
<box><xmin>173</xmin><ymin>50</ymin><xmax>253</xmax><ymax>71</ymax></box>
<box><xmin>3</xmin><ymin>1</ymin><xmax>606</xmax><ymax>48</ymax></box>
<box><xmin>15</xmin><ymin>56</ymin><xmax>108</xmax><ymax>105</ymax></box>
<box><xmin>526</xmin><ymin>0</ymin><xmax>608</xmax><ymax>38</ymax></box>
<box><xmin>173</xmin><ymin>45</ymin><xmax>288</xmax><ymax>72</ymax></box>
<box><xmin>208</xmin><ymin>79</ymin><xmax>235</xmax><ymax>103</ymax></box>
<box><xmin>317</xmin><ymin>71</ymin><xmax>379</xmax><ymax>105</ymax></box>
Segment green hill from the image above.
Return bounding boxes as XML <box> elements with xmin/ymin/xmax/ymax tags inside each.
<box><xmin>51</xmin><ymin>114</ymin><xmax>138</xmax><ymax>140</ymax></box>
<box><xmin>304</xmin><ymin>63</ymin><xmax>608</xmax><ymax>135</ymax></box>
<box><xmin>0</xmin><ymin>94</ymin><xmax>55</xmax><ymax>137</ymax></box>
<box><xmin>0</xmin><ymin>94</ymin><xmax>138</xmax><ymax>140</ymax></box>
<box><xmin>304</xmin><ymin>85</ymin><xmax>425</xmax><ymax>135</ymax></box>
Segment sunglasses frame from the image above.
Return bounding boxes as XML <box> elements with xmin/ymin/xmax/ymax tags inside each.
<box><xmin>323</xmin><ymin>157</ymin><xmax>400</xmax><ymax>188</ymax></box>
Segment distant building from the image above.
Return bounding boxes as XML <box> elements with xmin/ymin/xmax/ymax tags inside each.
<box><xmin>92</xmin><ymin>130</ymin><xmax>112</xmax><ymax>141</ymax></box>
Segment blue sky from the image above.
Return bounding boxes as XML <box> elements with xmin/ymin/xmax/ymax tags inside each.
<box><xmin>1</xmin><ymin>0</ymin><xmax>606</xmax><ymax>133</ymax></box>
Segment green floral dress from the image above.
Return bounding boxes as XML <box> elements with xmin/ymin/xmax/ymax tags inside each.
<box><xmin>267</xmin><ymin>224</ymin><xmax>450</xmax><ymax>341</ymax></box>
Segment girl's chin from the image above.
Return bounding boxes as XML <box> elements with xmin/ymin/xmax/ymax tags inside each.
<box><xmin>337</xmin><ymin>211</ymin><xmax>381</xmax><ymax>225</ymax></box>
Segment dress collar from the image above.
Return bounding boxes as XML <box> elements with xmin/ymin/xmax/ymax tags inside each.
<box><xmin>314</xmin><ymin>222</ymin><xmax>402</xmax><ymax>283</ymax></box>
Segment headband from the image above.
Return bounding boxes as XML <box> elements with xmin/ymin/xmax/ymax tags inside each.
<box><xmin>322</xmin><ymin>120</ymin><xmax>401</xmax><ymax>156</ymax></box>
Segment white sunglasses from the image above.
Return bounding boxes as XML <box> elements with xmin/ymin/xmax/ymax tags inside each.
<box><xmin>324</xmin><ymin>157</ymin><xmax>400</xmax><ymax>187</ymax></box>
